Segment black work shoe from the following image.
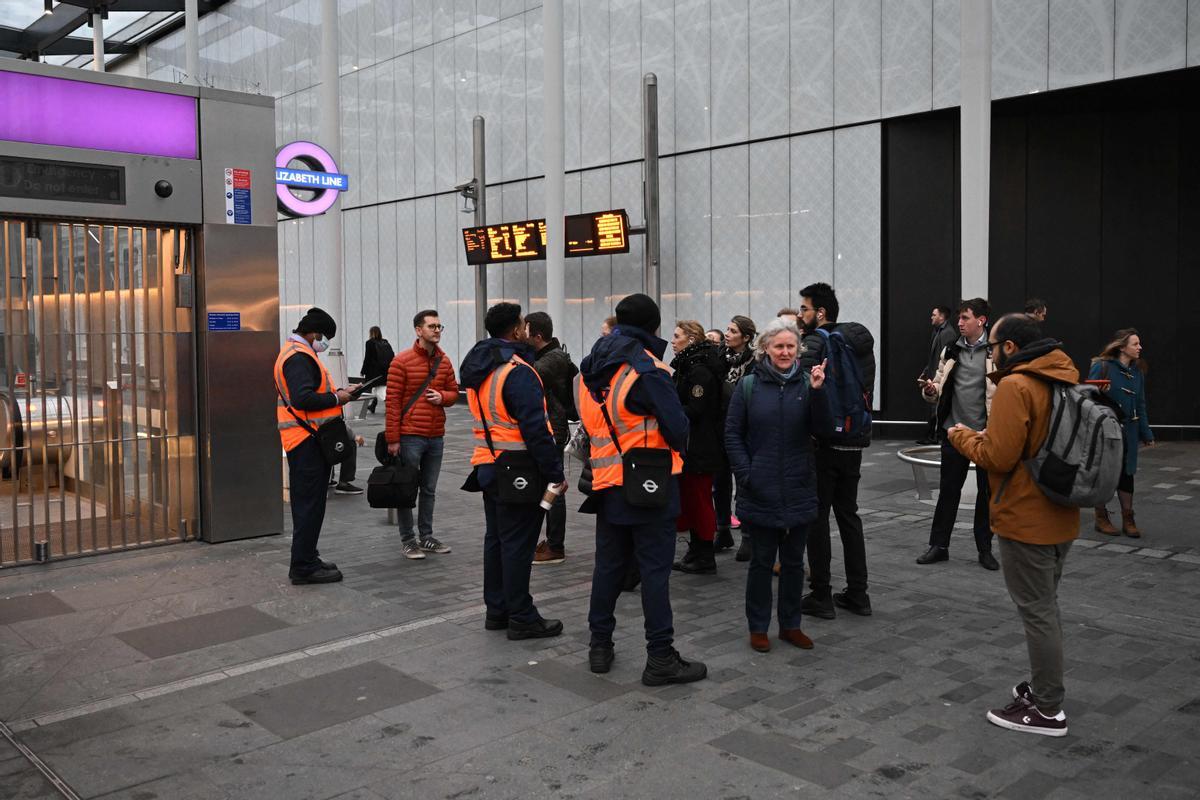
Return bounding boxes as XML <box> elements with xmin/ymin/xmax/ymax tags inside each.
<box><xmin>734</xmin><ymin>534</ymin><xmax>751</xmax><ymax>562</ymax></box>
<box><xmin>672</xmin><ymin>534</ymin><xmax>698</xmax><ymax>571</ymax></box>
<box><xmin>289</xmin><ymin>566</ymin><xmax>344</xmax><ymax>585</ymax></box>
<box><xmin>589</xmin><ymin>644</ymin><xmax>615</xmax><ymax>674</ymax></box>
<box><xmin>507</xmin><ymin>617</ymin><xmax>564</xmax><ymax>640</ymax></box>
<box><xmin>916</xmin><ymin>546</ymin><xmax>949</xmax><ymax>565</ymax></box>
<box><xmin>484</xmin><ymin>615</ymin><xmax>509</xmax><ymax>631</ymax></box>
<box><xmin>642</xmin><ymin>648</ymin><xmax>707</xmax><ymax>686</ymax></box>
<box><xmin>979</xmin><ymin>551</ymin><xmax>1000</xmax><ymax>571</ymax></box>
<box><xmin>715</xmin><ymin>526</ymin><xmax>735</xmax><ymax>551</ymax></box>
<box><xmin>318</xmin><ymin>559</ymin><xmax>338</xmax><ymax>571</ymax></box>
<box><xmin>832</xmin><ymin>590</ymin><xmax>872</xmax><ymax>616</ymax></box>
<box><xmin>801</xmin><ymin>592</ymin><xmax>836</xmax><ymax>620</ymax></box>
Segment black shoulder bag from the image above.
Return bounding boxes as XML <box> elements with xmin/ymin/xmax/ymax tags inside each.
<box><xmin>367</xmin><ymin>356</ymin><xmax>443</xmax><ymax>509</ymax></box>
<box><xmin>597</xmin><ymin>395</ymin><xmax>672</xmax><ymax>509</ymax></box>
<box><xmin>277</xmin><ymin>385</ymin><xmax>355</xmax><ymax>467</ymax></box>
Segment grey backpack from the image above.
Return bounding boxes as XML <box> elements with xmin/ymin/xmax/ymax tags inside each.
<box><xmin>1018</xmin><ymin>380</ymin><xmax>1123</xmax><ymax>507</ymax></box>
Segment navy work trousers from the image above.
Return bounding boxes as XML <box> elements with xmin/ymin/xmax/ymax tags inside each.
<box><xmin>482</xmin><ymin>493</ymin><xmax>545</xmax><ymax>624</ymax></box>
<box><xmin>287</xmin><ymin>437</ymin><xmax>329</xmax><ymax>573</ymax></box>
<box><xmin>588</xmin><ymin>514</ymin><xmax>675</xmax><ymax>656</ymax></box>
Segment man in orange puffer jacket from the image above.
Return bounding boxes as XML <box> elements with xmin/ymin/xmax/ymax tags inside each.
<box><xmin>385</xmin><ymin>309</ymin><xmax>459</xmax><ymax>560</ymax></box>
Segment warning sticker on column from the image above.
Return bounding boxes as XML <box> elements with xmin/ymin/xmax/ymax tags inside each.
<box><xmin>224</xmin><ymin>168</ymin><xmax>252</xmax><ymax>224</ymax></box>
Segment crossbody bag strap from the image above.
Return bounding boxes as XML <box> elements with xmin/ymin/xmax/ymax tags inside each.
<box><xmin>597</xmin><ymin>395</ymin><xmax>624</xmax><ymax>455</ymax></box>
<box><xmin>400</xmin><ymin>355</ymin><xmax>443</xmax><ymax>422</ymax></box>
<box><xmin>276</xmin><ymin>378</ymin><xmax>321</xmax><ymax>438</ymax></box>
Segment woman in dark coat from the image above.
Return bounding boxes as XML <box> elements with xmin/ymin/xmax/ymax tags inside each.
<box><xmin>725</xmin><ymin>318</ymin><xmax>832</xmax><ymax>653</ymax></box>
<box><xmin>1088</xmin><ymin>328</ymin><xmax>1154</xmax><ymax>537</ymax></box>
<box><xmin>714</xmin><ymin>315</ymin><xmax>757</xmax><ymax>558</ymax></box>
<box><xmin>670</xmin><ymin>319</ymin><xmax>726</xmax><ymax>575</ymax></box>
<box><xmin>360</xmin><ymin>326</ymin><xmax>394</xmax><ymax>413</ymax></box>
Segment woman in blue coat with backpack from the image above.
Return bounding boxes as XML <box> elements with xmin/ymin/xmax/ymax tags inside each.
<box><xmin>724</xmin><ymin>317</ymin><xmax>833</xmax><ymax>653</ymax></box>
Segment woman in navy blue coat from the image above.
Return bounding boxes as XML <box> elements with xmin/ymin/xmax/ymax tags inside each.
<box><xmin>724</xmin><ymin>318</ymin><xmax>833</xmax><ymax>653</ymax></box>
<box><xmin>1088</xmin><ymin>328</ymin><xmax>1154</xmax><ymax>537</ymax></box>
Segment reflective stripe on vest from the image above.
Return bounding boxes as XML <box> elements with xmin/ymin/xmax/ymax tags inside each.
<box><xmin>467</xmin><ymin>354</ymin><xmax>553</xmax><ymax>466</ymax></box>
<box><xmin>577</xmin><ymin>352</ymin><xmax>683</xmax><ymax>490</ymax></box>
<box><xmin>274</xmin><ymin>342</ymin><xmax>343</xmax><ymax>452</ymax></box>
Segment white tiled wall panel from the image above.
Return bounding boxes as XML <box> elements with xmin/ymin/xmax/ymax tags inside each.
<box><xmin>150</xmin><ymin>0</ymin><xmax>1195</xmax><ymax>371</ymax></box>
<box><xmin>1115</xmin><ymin>0</ymin><xmax>1187</xmax><ymax>78</ymax></box>
<box><xmin>991</xmin><ymin>0</ymin><xmax>1049</xmax><ymax>99</ymax></box>
<box><xmin>1049</xmin><ymin>0</ymin><xmax>1115</xmax><ymax>90</ymax></box>
<box><xmin>883</xmin><ymin>0</ymin><xmax>934</xmax><ymax>118</ymax></box>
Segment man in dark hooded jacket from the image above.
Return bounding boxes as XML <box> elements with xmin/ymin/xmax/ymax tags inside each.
<box><xmin>797</xmin><ymin>282</ymin><xmax>877</xmax><ymax>619</ymax></box>
<box><xmin>460</xmin><ymin>303</ymin><xmax>566</xmax><ymax>641</ymax></box>
<box><xmin>578</xmin><ymin>293</ymin><xmax>706</xmax><ymax>686</ymax></box>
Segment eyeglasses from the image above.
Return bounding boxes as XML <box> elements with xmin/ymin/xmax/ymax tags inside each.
<box><xmin>425</xmin><ymin>324</ymin><xmax>445</xmax><ymax>331</ymax></box>
<box><xmin>984</xmin><ymin>341</ymin><xmax>1000</xmax><ymax>353</ymax></box>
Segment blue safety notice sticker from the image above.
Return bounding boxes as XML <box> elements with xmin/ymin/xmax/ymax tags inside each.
<box><xmin>224</xmin><ymin>168</ymin><xmax>252</xmax><ymax>224</ymax></box>
<box><xmin>207</xmin><ymin>312</ymin><xmax>241</xmax><ymax>331</ymax></box>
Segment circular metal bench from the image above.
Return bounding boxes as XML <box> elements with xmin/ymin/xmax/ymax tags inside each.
<box><xmin>896</xmin><ymin>445</ymin><xmax>975</xmax><ymax>503</ymax></box>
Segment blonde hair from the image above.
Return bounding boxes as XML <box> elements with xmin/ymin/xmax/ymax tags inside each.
<box><xmin>675</xmin><ymin>320</ymin><xmax>706</xmax><ymax>345</ymax></box>
<box><xmin>1094</xmin><ymin>327</ymin><xmax>1147</xmax><ymax>374</ymax></box>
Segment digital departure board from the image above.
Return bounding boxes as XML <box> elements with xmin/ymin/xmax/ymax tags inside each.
<box><xmin>463</xmin><ymin>209</ymin><xmax>630</xmax><ymax>265</ymax></box>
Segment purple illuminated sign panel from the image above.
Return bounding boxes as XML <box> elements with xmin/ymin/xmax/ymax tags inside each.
<box><xmin>0</xmin><ymin>71</ymin><xmax>197</xmax><ymax>160</ymax></box>
<box><xmin>275</xmin><ymin>141</ymin><xmax>348</xmax><ymax>217</ymax></box>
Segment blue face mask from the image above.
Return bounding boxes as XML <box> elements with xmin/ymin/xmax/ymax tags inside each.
<box><xmin>311</xmin><ymin>337</ymin><xmax>329</xmax><ymax>354</ymax></box>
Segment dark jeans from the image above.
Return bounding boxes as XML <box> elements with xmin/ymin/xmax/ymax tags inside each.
<box><xmin>287</xmin><ymin>437</ymin><xmax>328</xmax><ymax>573</ymax></box>
<box><xmin>397</xmin><ymin>435</ymin><xmax>445</xmax><ymax>542</ymax></box>
<box><xmin>929</xmin><ymin>439</ymin><xmax>994</xmax><ymax>552</ymax></box>
<box><xmin>588</xmin><ymin>514</ymin><xmax>675</xmax><ymax>656</ymax></box>
<box><xmin>807</xmin><ymin>446</ymin><xmax>867</xmax><ymax>596</ymax></box>
<box><xmin>713</xmin><ymin>467</ymin><xmax>733</xmax><ymax>528</ymax></box>
<box><xmin>746</xmin><ymin>523</ymin><xmax>808</xmax><ymax>633</ymax></box>
<box><xmin>482</xmin><ymin>493</ymin><xmax>544</xmax><ymax>624</ymax></box>
<box><xmin>540</xmin><ymin>445</ymin><xmax>566</xmax><ymax>549</ymax></box>
<box><xmin>334</xmin><ymin>443</ymin><xmax>356</xmax><ymax>483</ymax></box>
<box><xmin>999</xmin><ymin>537</ymin><xmax>1072</xmax><ymax>714</ymax></box>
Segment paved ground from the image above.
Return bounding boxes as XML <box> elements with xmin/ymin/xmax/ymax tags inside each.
<box><xmin>1</xmin><ymin>405</ymin><xmax>1198</xmax><ymax>799</ymax></box>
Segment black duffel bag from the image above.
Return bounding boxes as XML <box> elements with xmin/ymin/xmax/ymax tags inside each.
<box><xmin>367</xmin><ymin>457</ymin><xmax>419</xmax><ymax>509</ymax></box>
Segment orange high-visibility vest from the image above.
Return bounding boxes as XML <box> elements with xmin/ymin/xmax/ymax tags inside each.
<box><xmin>577</xmin><ymin>352</ymin><xmax>683</xmax><ymax>491</ymax></box>
<box><xmin>468</xmin><ymin>354</ymin><xmax>553</xmax><ymax>466</ymax></box>
<box><xmin>274</xmin><ymin>341</ymin><xmax>343</xmax><ymax>452</ymax></box>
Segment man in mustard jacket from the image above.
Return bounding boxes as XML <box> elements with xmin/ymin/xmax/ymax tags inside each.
<box><xmin>948</xmin><ymin>313</ymin><xmax>1079</xmax><ymax>738</ymax></box>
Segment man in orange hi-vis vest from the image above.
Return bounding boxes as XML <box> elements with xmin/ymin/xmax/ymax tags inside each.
<box><xmin>577</xmin><ymin>293</ymin><xmax>706</xmax><ymax>686</ymax></box>
<box><xmin>274</xmin><ymin>307</ymin><xmax>353</xmax><ymax>585</ymax></box>
<box><xmin>460</xmin><ymin>302</ymin><xmax>567</xmax><ymax>640</ymax></box>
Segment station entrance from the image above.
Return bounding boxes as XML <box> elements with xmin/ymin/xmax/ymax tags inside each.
<box><xmin>0</xmin><ymin>219</ymin><xmax>197</xmax><ymax>565</ymax></box>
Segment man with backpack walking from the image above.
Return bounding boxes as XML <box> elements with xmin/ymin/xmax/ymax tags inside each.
<box><xmin>796</xmin><ymin>282</ymin><xmax>877</xmax><ymax>619</ymax></box>
<box><xmin>948</xmin><ymin>313</ymin><xmax>1089</xmax><ymax>737</ymax></box>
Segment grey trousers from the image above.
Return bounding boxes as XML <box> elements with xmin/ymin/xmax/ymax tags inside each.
<box><xmin>998</xmin><ymin>536</ymin><xmax>1073</xmax><ymax>715</ymax></box>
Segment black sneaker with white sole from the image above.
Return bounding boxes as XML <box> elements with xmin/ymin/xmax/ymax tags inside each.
<box><xmin>334</xmin><ymin>482</ymin><xmax>363</xmax><ymax>495</ymax></box>
<box><xmin>986</xmin><ymin>697</ymin><xmax>1067</xmax><ymax>737</ymax></box>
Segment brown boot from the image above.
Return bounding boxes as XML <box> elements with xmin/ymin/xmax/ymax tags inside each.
<box><xmin>749</xmin><ymin>632</ymin><xmax>771</xmax><ymax>653</ymax></box>
<box><xmin>779</xmin><ymin>629</ymin><xmax>814</xmax><ymax>650</ymax></box>
<box><xmin>1094</xmin><ymin>507</ymin><xmax>1119</xmax><ymax>536</ymax></box>
<box><xmin>1121</xmin><ymin>510</ymin><xmax>1141</xmax><ymax>538</ymax></box>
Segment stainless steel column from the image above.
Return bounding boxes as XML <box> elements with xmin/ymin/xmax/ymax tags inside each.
<box><xmin>185</xmin><ymin>0</ymin><xmax>199</xmax><ymax>85</ymax></box>
<box><xmin>473</xmin><ymin>116</ymin><xmax>487</xmax><ymax>342</ymax></box>
<box><xmin>91</xmin><ymin>13</ymin><xmax>104</xmax><ymax>72</ymax></box>
<box><xmin>642</xmin><ymin>74</ymin><xmax>661</xmax><ymax>312</ymax></box>
<box><xmin>318</xmin><ymin>0</ymin><xmax>344</xmax><ymax>330</ymax></box>
<box><xmin>960</xmin><ymin>1</ymin><xmax>991</xmax><ymax>299</ymax></box>
<box><xmin>543</xmin><ymin>0</ymin><xmax>565</xmax><ymax>329</ymax></box>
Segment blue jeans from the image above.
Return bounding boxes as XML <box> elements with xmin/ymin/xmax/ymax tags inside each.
<box><xmin>397</xmin><ymin>435</ymin><xmax>444</xmax><ymax>543</ymax></box>
<box><xmin>745</xmin><ymin>523</ymin><xmax>808</xmax><ymax>633</ymax></box>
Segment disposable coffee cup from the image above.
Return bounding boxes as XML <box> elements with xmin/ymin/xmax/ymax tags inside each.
<box><xmin>539</xmin><ymin>481</ymin><xmax>566</xmax><ymax>510</ymax></box>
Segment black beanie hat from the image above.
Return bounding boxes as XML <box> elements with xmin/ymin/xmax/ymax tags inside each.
<box><xmin>615</xmin><ymin>293</ymin><xmax>660</xmax><ymax>333</ymax></box>
<box><xmin>296</xmin><ymin>307</ymin><xmax>337</xmax><ymax>339</ymax></box>
<box><xmin>484</xmin><ymin>302</ymin><xmax>523</xmax><ymax>338</ymax></box>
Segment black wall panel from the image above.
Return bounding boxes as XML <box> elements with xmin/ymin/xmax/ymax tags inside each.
<box><xmin>883</xmin><ymin>67</ymin><xmax>1198</xmax><ymax>426</ymax></box>
<box><xmin>881</xmin><ymin>109</ymin><xmax>959</xmax><ymax>422</ymax></box>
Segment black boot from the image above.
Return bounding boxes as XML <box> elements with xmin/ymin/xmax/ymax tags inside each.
<box><xmin>589</xmin><ymin>643</ymin><xmax>615</xmax><ymax>674</ymax></box>
<box><xmin>801</xmin><ymin>590</ymin><xmax>836</xmax><ymax>620</ymax></box>
<box><xmin>672</xmin><ymin>532</ymin><xmax>699</xmax><ymax>571</ymax></box>
<box><xmin>734</xmin><ymin>533</ymin><xmax>751</xmax><ymax>562</ymax></box>
<box><xmin>642</xmin><ymin>648</ymin><xmax>707</xmax><ymax>686</ymax></box>
<box><xmin>715</xmin><ymin>526</ymin><xmax>735</xmax><ymax>551</ymax></box>
<box><xmin>679</xmin><ymin>539</ymin><xmax>716</xmax><ymax>574</ymax></box>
